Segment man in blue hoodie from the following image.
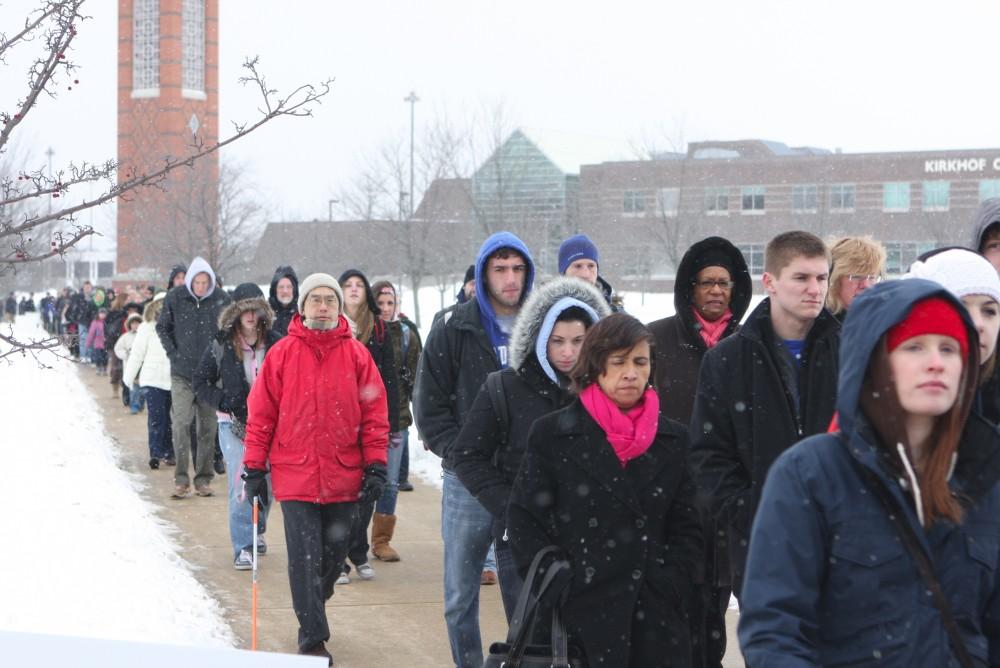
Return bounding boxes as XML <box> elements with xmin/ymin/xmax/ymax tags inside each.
<box><xmin>414</xmin><ymin>231</ymin><xmax>534</xmax><ymax>668</ymax></box>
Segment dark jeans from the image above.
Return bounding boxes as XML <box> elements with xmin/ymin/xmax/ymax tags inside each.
<box><xmin>143</xmin><ymin>387</ymin><xmax>174</xmax><ymax>460</ymax></box>
<box><xmin>345</xmin><ymin>498</ymin><xmax>375</xmax><ymax>570</ymax></box>
<box><xmin>398</xmin><ymin>439</ymin><xmax>410</xmax><ymax>483</ymax></box>
<box><xmin>282</xmin><ymin>500</ymin><xmax>356</xmax><ymax>652</ymax></box>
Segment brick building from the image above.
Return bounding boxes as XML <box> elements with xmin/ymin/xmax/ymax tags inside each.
<box><xmin>577</xmin><ymin>140</ymin><xmax>1000</xmax><ymax>286</ymax></box>
<box><xmin>116</xmin><ymin>0</ymin><xmax>219</xmax><ymax>283</ymax></box>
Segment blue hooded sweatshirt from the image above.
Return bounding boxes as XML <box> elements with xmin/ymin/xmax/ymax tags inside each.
<box><xmin>474</xmin><ymin>231</ymin><xmax>535</xmax><ymax>366</ymax></box>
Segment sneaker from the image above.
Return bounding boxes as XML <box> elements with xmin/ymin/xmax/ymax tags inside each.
<box><xmin>162</xmin><ymin>457</ymin><xmax>176</xmax><ymax>467</ymax></box>
<box><xmin>398</xmin><ymin>480</ymin><xmax>414</xmax><ymax>492</ymax></box>
<box><xmin>256</xmin><ymin>535</ymin><xmax>267</xmax><ymax>555</ymax></box>
<box><xmin>481</xmin><ymin>570</ymin><xmax>498</xmax><ymax>585</ymax></box>
<box><xmin>356</xmin><ymin>563</ymin><xmax>376</xmax><ymax>580</ymax></box>
<box><xmin>171</xmin><ymin>484</ymin><xmax>191</xmax><ymax>499</ymax></box>
<box><xmin>148</xmin><ymin>458</ymin><xmax>159</xmax><ymax>470</ymax></box>
<box><xmin>234</xmin><ymin>549</ymin><xmax>253</xmax><ymax>571</ymax></box>
<box><xmin>335</xmin><ymin>571</ymin><xmax>350</xmax><ymax>585</ymax></box>
<box><xmin>195</xmin><ymin>484</ymin><xmax>213</xmax><ymax>497</ymax></box>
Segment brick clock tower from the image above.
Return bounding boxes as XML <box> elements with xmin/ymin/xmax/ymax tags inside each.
<box><xmin>116</xmin><ymin>0</ymin><xmax>219</xmax><ymax>283</ymax></box>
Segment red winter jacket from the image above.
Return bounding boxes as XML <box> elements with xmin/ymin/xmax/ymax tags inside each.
<box><xmin>243</xmin><ymin>314</ymin><xmax>389</xmax><ymax>503</ymax></box>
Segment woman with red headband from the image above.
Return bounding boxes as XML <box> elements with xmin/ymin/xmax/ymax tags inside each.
<box><xmin>738</xmin><ymin>278</ymin><xmax>1000</xmax><ymax>667</ymax></box>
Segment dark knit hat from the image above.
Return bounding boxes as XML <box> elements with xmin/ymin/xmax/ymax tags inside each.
<box><xmin>689</xmin><ymin>247</ymin><xmax>736</xmax><ymax>277</ymax></box>
<box><xmin>463</xmin><ymin>264</ymin><xmax>476</xmax><ymax>284</ymax></box>
<box><xmin>558</xmin><ymin>234</ymin><xmax>599</xmax><ymax>274</ymax></box>
<box><xmin>232</xmin><ymin>282</ymin><xmax>265</xmax><ymax>303</ymax></box>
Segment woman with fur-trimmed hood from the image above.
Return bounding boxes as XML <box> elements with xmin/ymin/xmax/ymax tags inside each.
<box><xmin>452</xmin><ymin>277</ymin><xmax>610</xmax><ymax>617</ymax></box>
<box><xmin>193</xmin><ymin>283</ymin><xmax>282</xmax><ymax>570</ymax></box>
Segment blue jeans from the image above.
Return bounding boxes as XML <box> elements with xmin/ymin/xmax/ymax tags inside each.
<box><xmin>218</xmin><ymin>422</ymin><xmax>271</xmax><ymax>558</ymax></box>
<box><xmin>143</xmin><ymin>387</ymin><xmax>173</xmax><ymax>460</ymax></box>
<box><xmin>441</xmin><ymin>470</ymin><xmax>495</xmax><ymax>668</ymax></box>
<box><xmin>375</xmin><ymin>431</ymin><xmax>406</xmax><ymax>515</ymax></box>
<box><xmin>130</xmin><ymin>383</ymin><xmax>146</xmax><ymax>412</ymax></box>
<box><xmin>77</xmin><ymin>322</ymin><xmax>91</xmax><ymax>361</ymax></box>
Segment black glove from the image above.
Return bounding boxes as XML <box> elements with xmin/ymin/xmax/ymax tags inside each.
<box><xmin>242</xmin><ymin>468</ymin><xmax>269</xmax><ymax>507</ymax></box>
<box><xmin>358</xmin><ymin>463</ymin><xmax>388</xmax><ymax>504</ymax></box>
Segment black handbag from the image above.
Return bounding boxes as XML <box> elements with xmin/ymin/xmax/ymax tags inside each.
<box><xmin>483</xmin><ymin>546</ymin><xmax>587</xmax><ymax>668</ymax></box>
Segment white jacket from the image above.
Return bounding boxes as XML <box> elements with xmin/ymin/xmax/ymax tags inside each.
<box><xmin>114</xmin><ymin>330</ymin><xmax>136</xmax><ymax>362</ymax></box>
<box><xmin>123</xmin><ymin>321</ymin><xmax>171</xmax><ymax>390</ymax></box>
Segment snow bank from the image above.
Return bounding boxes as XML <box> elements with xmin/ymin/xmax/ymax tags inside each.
<box><xmin>0</xmin><ymin>314</ymin><xmax>233</xmax><ymax>646</ymax></box>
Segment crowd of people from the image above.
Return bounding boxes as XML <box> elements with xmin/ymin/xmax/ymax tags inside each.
<box><xmin>12</xmin><ymin>196</ymin><xmax>1000</xmax><ymax>666</ymax></box>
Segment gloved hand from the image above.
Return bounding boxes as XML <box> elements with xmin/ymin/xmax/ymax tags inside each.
<box><xmin>358</xmin><ymin>463</ymin><xmax>388</xmax><ymax>504</ymax></box>
<box><xmin>242</xmin><ymin>468</ymin><xmax>269</xmax><ymax>507</ymax></box>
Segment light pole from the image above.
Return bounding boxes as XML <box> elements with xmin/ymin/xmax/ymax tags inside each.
<box><xmin>45</xmin><ymin>146</ymin><xmax>55</xmax><ymax>214</ymax></box>
<box><xmin>403</xmin><ymin>91</ymin><xmax>419</xmax><ymax>217</ymax></box>
<box><xmin>328</xmin><ymin>199</ymin><xmax>339</xmax><ymax>222</ymax></box>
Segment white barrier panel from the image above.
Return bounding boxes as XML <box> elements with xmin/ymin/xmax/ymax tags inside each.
<box><xmin>0</xmin><ymin>631</ymin><xmax>326</xmax><ymax>667</ymax></box>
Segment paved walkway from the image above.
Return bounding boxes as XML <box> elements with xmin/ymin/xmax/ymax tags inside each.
<box><xmin>82</xmin><ymin>369</ymin><xmax>742</xmax><ymax>666</ymax></box>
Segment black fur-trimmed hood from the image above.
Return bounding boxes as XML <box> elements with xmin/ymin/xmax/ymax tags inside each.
<box><xmin>508</xmin><ymin>277</ymin><xmax>611</xmax><ymax>373</ymax></box>
<box><xmin>216</xmin><ymin>296</ymin><xmax>274</xmax><ymax>337</ymax></box>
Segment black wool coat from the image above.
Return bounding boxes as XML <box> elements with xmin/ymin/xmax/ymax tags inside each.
<box><xmin>688</xmin><ymin>298</ymin><xmax>839</xmax><ymax>586</ymax></box>
<box><xmin>507</xmin><ymin>400</ymin><xmax>703</xmax><ymax>667</ymax></box>
<box><xmin>193</xmin><ymin>329</ymin><xmax>283</xmax><ymax>426</ymax></box>
<box><xmin>413</xmin><ymin>299</ymin><xmax>502</xmax><ymax>469</ymax></box>
<box><xmin>452</xmin><ymin>357</ymin><xmax>572</xmax><ymax>536</ymax></box>
<box><xmin>362</xmin><ymin>319</ymin><xmax>401</xmax><ymax>433</ymax></box>
<box><xmin>156</xmin><ymin>285</ymin><xmax>231</xmax><ymax>381</ymax></box>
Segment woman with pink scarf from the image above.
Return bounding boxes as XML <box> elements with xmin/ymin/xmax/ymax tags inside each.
<box><xmin>506</xmin><ymin>313</ymin><xmax>702</xmax><ymax>667</ymax></box>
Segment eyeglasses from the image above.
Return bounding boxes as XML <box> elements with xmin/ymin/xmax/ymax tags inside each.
<box><xmin>846</xmin><ymin>274</ymin><xmax>882</xmax><ymax>284</ymax></box>
<box><xmin>693</xmin><ymin>280</ymin><xmax>735</xmax><ymax>291</ymax></box>
<box><xmin>307</xmin><ymin>295</ymin><xmax>339</xmax><ymax>307</ymax></box>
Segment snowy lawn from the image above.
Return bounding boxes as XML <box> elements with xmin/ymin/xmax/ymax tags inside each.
<box><xmin>0</xmin><ymin>313</ymin><xmax>234</xmax><ymax>646</ymax></box>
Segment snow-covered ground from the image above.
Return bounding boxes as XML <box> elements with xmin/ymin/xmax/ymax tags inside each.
<box><xmin>0</xmin><ymin>313</ymin><xmax>233</xmax><ymax>647</ymax></box>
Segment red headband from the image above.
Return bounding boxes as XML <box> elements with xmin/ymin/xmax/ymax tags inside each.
<box><xmin>886</xmin><ymin>297</ymin><xmax>969</xmax><ymax>358</ymax></box>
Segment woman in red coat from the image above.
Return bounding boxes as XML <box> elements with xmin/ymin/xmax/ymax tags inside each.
<box><xmin>242</xmin><ymin>272</ymin><xmax>389</xmax><ymax>666</ymax></box>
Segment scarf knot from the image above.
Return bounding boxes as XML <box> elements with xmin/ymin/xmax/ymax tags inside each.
<box><xmin>692</xmin><ymin>306</ymin><xmax>733</xmax><ymax>349</ymax></box>
<box><xmin>579</xmin><ymin>384</ymin><xmax>659</xmax><ymax>467</ymax></box>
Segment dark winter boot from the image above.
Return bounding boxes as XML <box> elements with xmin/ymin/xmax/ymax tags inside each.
<box><xmin>371</xmin><ymin>513</ymin><xmax>400</xmax><ymax>562</ymax></box>
<box><xmin>300</xmin><ymin>642</ymin><xmax>333</xmax><ymax>666</ymax></box>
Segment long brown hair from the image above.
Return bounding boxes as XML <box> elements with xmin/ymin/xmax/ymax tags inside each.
<box><xmin>229</xmin><ymin>310</ymin><xmax>268</xmax><ymax>361</ymax></box>
<box><xmin>860</xmin><ymin>338</ymin><xmax>978</xmax><ymax>525</ymax></box>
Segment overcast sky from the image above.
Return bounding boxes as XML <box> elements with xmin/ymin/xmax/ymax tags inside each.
<box><xmin>3</xmin><ymin>0</ymin><xmax>1000</xmax><ymax>242</ymax></box>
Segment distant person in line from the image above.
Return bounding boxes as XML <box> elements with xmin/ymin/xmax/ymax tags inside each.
<box><xmin>242</xmin><ymin>272</ymin><xmax>389</xmax><ymax>666</ymax></box>
<box><xmin>268</xmin><ymin>265</ymin><xmax>299</xmax><ymax>338</ymax></box>
<box><xmin>558</xmin><ymin>233</ymin><xmax>625</xmax><ymax>312</ymax></box>
<box><xmin>123</xmin><ymin>293</ymin><xmax>174</xmax><ymax>469</ymax></box>
<box><xmin>156</xmin><ymin>256</ymin><xmax>231</xmax><ymax>499</ymax></box>
<box><xmin>193</xmin><ymin>283</ymin><xmax>280</xmax><ymax>571</ymax></box>
<box><xmin>114</xmin><ymin>313</ymin><xmax>145</xmax><ymax>415</ymax></box>
<box><xmin>972</xmin><ymin>197</ymin><xmax>1000</xmax><ymax>273</ymax></box>
<box><xmin>826</xmin><ymin>235</ymin><xmax>886</xmax><ymax>323</ymax></box>
<box><xmin>739</xmin><ymin>279</ymin><xmax>1000</xmax><ymax>666</ymax></box>
<box><xmin>86</xmin><ymin>308</ymin><xmax>109</xmax><ymax>375</ymax></box>
<box><xmin>646</xmin><ymin>235</ymin><xmax>752</xmax><ymax>668</ymax></box>
<box><xmin>4</xmin><ymin>292</ymin><xmax>16</xmax><ymax>323</ymax></box>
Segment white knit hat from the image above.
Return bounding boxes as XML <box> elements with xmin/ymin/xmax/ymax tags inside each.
<box><xmin>904</xmin><ymin>248</ymin><xmax>1000</xmax><ymax>304</ymax></box>
<box><xmin>297</xmin><ymin>272</ymin><xmax>344</xmax><ymax>313</ymax></box>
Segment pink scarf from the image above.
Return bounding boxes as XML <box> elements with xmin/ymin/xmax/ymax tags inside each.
<box><xmin>692</xmin><ymin>307</ymin><xmax>733</xmax><ymax>349</ymax></box>
<box><xmin>579</xmin><ymin>384</ymin><xmax>660</xmax><ymax>467</ymax></box>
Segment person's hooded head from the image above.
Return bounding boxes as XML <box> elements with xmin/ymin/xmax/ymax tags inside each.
<box><xmin>92</xmin><ymin>287</ymin><xmax>106</xmax><ymax>307</ymax></box>
<box><xmin>839</xmin><ymin>279</ymin><xmax>979</xmax><ymax>527</ymax></box>
<box><xmin>474</xmin><ymin>232</ymin><xmax>535</xmax><ymax>353</ymax></box>
<box><xmin>184</xmin><ymin>256</ymin><xmax>216</xmax><ymax>301</ymax></box>
<box><xmin>674</xmin><ymin>237</ymin><xmax>752</xmax><ymax>347</ymax></box>
<box><xmin>338</xmin><ymin>269</ymin><xmax>382</xmax><ymax>343</ymax></box>
<box><xmin>125</xmin><ymin>313</ymin><xmax>143</xmax><ymax>331</ymax></box>
<box><xmin>508</xmin><ymin>277</ymin><xmax>610</xmax><ymax>387</ymax></box>
<box><xmin>167</xmin><ymin>264</ymin><xmax>187</xmax><ymax>291</ymax></box>
<box><xmin>905</xmin><ymin>246</ymin><xmax>1000</xmax><ymax>382</ymax></box>
<box><xmin>143</xmin><ymin>292</ymin><xmax>167</xmax><ymax>322</ymax></box>
<box><xmin>972</xmin><ymin>198</ymin><xmax>1000</xmax><ymax>272</ymax></box>
<box><xmin>456</xmin><ymin>264</ymin><xmax>476</xmax><ymax>304</ymax></box>
<box><xmin>217</xmin><ymin>283</ymin><xmax>274</xmax><ymax>355</ymax></box>
<box><xmin>269</xmin><ymin>265</ymin><xmax>299</xmax><ymax>313</ymax></box>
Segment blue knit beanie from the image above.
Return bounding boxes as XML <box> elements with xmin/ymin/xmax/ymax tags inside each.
<box><xmin>558</xmin><ymin>234</ymin><xmax>599</xmax><ymax>274</ymax></box>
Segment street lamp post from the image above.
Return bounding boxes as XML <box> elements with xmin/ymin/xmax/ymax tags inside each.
<box><xmin>403</xmin><ymin>91</ymin><xmax>419</xmax><ymax>217</ymax></box>
<box><xmin>328</xmin><ymin>199</ymin><xmax>339</xmax><ymax>222</ymax></box>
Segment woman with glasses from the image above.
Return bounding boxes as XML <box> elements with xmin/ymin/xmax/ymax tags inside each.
<box><xmin>826</xmin><ymin>236</ymin><xmax>887</xmax><ymax>322</ymax></box>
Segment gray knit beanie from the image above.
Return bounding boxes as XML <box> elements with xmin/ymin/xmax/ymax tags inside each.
<box><xmin>297</xmin><ymin>273</ymin><xmax>345</xmax><ymax>313</ymax></box>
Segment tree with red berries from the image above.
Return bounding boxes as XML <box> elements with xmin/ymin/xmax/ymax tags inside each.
<box><xmin>0</xmin><ymin>0</ymin><xmax>332</xmax><ymax>360</ymax></box>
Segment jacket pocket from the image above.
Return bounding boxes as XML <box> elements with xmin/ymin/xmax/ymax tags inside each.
<box><xmin>270</xmin><ymin>440</ymin><xmax>309</xmax><ymax>466</ymax></box>
<box><xmin>827</xmin><ymin>533</ymin><xmax>908</xmax><ymax>621</ymax></box>
<box><xmin>335</xmin><ymin>445</ymin><xmax>364</xmax><ymax>469</ymax></box>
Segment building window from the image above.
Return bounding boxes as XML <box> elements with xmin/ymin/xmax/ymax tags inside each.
<box><xmin>737</xmin><ymin>243</ymin><xmax>765</xmax><ymax>275</ymax></box>
<box><xmin>623</xmin><ymin>190</ymin><xmax>645</xmax><ymax>214</ymax></box>
<box><xmin>73</xmin><ymin>261</ymin><xmax>90</xmax><ymax>282</ymax></box>
<box><xmin>182</xmin><ymin>0</ymin><xmax>205</xmax><ymax>96</ymax></box>
<box><xmin>884</xmin><ymin>241</ymin><xmax>938</xmax><ymax>275</ymax></box>
<box><xmin>656</xmin><ymin>188</ymin><xmax>679</xmax><ymax>217</ymax></box>
<box><xmin>704</xmin><ymin>187</ymin><xmax>729</xmax><ymax>215</ymax></box>
<box><xmin>792</xmin><ymin>185</ymin><xmax>818</xmax><ymax>213</ymax></box>
<box><xmin>97</xmin><ymin>262</ymin><xmax>115</xmax><ymax>279</ymax></box>
<box><xmin>922</xmin><ymin>181</ymin><xmax>950</xmax><ymax>212</ymax></box>
<box><xmin>830</xmin><ymin>184</ymin><xmax>855</xmax><ymax>212</ymax></box>
<box><xmin>132</xmin><ymin>0</ymin><xmax>159</xmax><ymax>95</ymax></box>
<box><xmin>980</xmin><ymin>180</ymin><xmax>1000</xmax><ymax>202</ymax></box>
<box><xmin>883</xmin><ymin>182</ymin><xmax>911</xmax><ymax>212</ymax></box>
<box><xmin>741</xmin><ymin>186</ymin><xmax>765</xmax><ymax>214</ymax></box>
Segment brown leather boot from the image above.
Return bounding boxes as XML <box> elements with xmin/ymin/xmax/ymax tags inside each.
<box><xmin>370</xmin><ymin>512</ymin><xmax>400</xmax><ymax>562</ymax></box>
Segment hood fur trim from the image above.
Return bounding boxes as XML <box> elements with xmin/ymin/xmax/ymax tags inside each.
<box><xmin>508</xmin><ymin>277</ymin><xmax>611</xmax><ymax>371</ymax></box>
<box><xmin>217</xmin><ymin>297</ymin><xmax>274</xmax><ymax>334</ymax></box>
